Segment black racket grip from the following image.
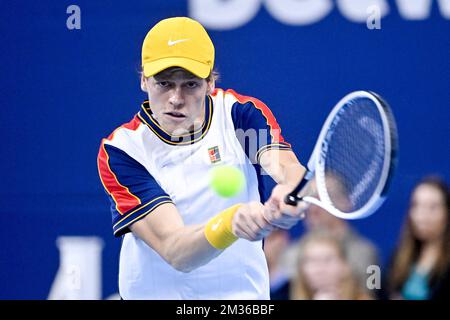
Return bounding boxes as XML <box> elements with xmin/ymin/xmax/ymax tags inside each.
<box><xmin>284</xmin><ymin>178</ymin><xmax>309</xmax><ymax>206</ymax></box>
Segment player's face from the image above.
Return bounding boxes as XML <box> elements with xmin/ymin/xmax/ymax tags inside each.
<box><xmin>142</xmin><ymin>68</ymin><xmax>214</xmax><ymax>135</ymax></box>
<box><xmin>409</xmin><ymin>184</ymin><xmax>447</xmax><ymax>242</ymax></box>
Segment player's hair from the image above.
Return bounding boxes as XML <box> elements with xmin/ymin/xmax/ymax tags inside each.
<box><xmin>139</xmin><ymin>66</ymin><xmax>220</xmax><ymax>83</ymax></box>
<box><xmin>388</xmin><ymin>176</ymin><xmax>450</xmax><ymax>293</ymax></box>
<box><xmin>290</xmin><ymin>230</ymin><xmax>369</xmax><ymax>300</ymax></box>
<box><xmin>206</xmin><ymin>69</ymin><xmax>220</xmax><ymax>83</ymax></box>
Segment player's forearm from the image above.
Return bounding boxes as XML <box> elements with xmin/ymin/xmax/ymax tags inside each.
<box><xmin>260</xmin><ymin>150</ymin><xmax>306</xmax><ymax>188</ymax></box>
<box><xmin>161</xmin><ymin>224</ymin><xmax>222</xmax><ymax>273</ymax></box>
<box><xmin>162</xmin><ymin>204</ymin><xmax>245</xmax><ymax>272</ymax></box>
<box><xmin>131</xmin><ymin>204</ymin><xmax>241</xmax><ymax>273</ymax></box>
<box><xmin>279</xmin><ymin>161</ymin><xmax>306</xmax><ymax>188</ymax></box>
<box><xmin>132</xmin><ymin>220</ymin><xmax>222</xmax><ymax>273</ymax></box>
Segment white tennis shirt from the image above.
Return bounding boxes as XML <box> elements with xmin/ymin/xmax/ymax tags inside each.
<box><xmin>98</xmin><ymin>88</ymin><xmax>291</xmax><ymax>299</ymax></box>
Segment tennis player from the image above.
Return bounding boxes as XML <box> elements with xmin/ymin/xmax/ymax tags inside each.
<box><xmin>97</xmin><ymin>17</ymin><xmax>307</xmax><ymax>299</ymax></box>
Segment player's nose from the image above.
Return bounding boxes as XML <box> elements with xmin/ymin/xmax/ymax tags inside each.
<box><xmin>168</xmin><ymin>87</ymin><xmax>185</xmax><ymax>108</ymax></box>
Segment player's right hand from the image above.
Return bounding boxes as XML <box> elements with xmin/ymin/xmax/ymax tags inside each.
<box><xmin>231</xmin><ymin>202</ymin><xmax>274</xmax><ymax>241</ymax></box>
<box><xmin>263</xmin><ymin>184</ymin><xmax>308</xmax><ymax>229</ymax></box>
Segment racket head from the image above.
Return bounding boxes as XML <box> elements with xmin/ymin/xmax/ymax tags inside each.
<box><xmin>305</xmin><ymin>90</ymin><xmax>398</xmax><ymax>220</ymax></box>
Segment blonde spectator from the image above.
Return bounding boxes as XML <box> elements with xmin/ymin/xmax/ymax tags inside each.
<box><xmin>282</xmin><ymin>178</ymin><xmax>379</xmax><ymax>297</ymax></box>
<box><xmin>290</xmin><ymin>230</ymin><xmax>371</xmax><ymax>300</ymax></box>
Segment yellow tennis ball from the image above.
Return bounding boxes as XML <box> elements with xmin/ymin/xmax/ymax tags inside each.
<box><xmin>209</xmin><ymin>165</ymin><xmax>246</xmax><ymax>198</ymax></box>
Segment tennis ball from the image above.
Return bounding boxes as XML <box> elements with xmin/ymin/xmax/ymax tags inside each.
<box><xmin>209</xmin><ymin>165</ymin><xmax>246</xmax><ymax>198</ymax></box>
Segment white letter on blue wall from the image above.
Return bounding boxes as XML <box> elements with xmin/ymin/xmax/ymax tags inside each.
<box><xmin>337</xmin><ymin>0</ymin><xmax>389</xmax><ymax>23</ymax></box>
<box><xmin>264</xmin><ymin>0</ymin><xmax>333</xmax><ymax>26</ymax></box>
<box><xmin>189</xmin><ymin>0</ymin><xmax>261</xmax><ymax>30</ymax></box>
<box><xmin>396</xmin><ymin>0</ymin><xmax>450</xmax><ymax>19</ymax></box>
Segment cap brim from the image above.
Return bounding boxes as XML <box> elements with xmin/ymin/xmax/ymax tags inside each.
<box><xmin>143</xmin><ymin>57</ymin><xmax>211</xmax><ymax>79</ymax></box>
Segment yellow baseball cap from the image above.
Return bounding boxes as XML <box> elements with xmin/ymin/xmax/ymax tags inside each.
<box><xmin>142</xmin><ymin>17</ymin><xmax>215</xmax><ymax>79</ymax></box>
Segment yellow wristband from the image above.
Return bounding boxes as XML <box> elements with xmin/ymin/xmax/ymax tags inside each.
<box><xmin>204</xmin><ymin>204</ymin><xmax>242</xmax><ymax>250</ymax></box>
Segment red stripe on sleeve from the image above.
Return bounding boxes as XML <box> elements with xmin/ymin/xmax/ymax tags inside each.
<box><xmin>97</xmin><ymin>141</ymin><xmax>141</xmax><ymax>215</ymax></box>
<box><xmin>225</xmin><ymin>89</ymin><xmax>289</xmax><ymax>146</ymax></box>
<box><xmin>98</xmin><ymin>116</ymin><xmax>143</xmax><ymax>214</ymax></box>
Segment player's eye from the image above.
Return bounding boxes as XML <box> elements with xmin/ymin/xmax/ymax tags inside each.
<box><xmin>185</xmin><ymin>81</ymin><xmax>199</xmax><ymax>89</ymax></box>
<box><xmin>157</xmin><ymin>81</ymin><xmax>171</xmax><ymax>88</ymax></box>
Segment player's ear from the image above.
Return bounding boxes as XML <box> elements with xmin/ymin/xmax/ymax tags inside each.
<box><xmin>206</xmin><ymin>77</ymin><xmax>215</xmax><ymax>95</ymax></box>
<box><xmin>141</xmin><ymin>73</ymin><xmax>148</xmax><ymax>92</ymax></box>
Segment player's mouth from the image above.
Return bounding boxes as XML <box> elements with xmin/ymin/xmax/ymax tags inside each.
<box><xmin>165</xmin><ymin>111</ymin><xmax>186</xmax><ymax>121</ymax></box>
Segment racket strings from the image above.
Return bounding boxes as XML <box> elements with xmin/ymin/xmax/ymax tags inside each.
<box><xmin>323</xmin><ymin>98</ymin><xmax>386</xmax><ymax>213</ymax></box>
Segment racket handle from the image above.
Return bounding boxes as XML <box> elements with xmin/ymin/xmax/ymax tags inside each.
<box><xmin>284</xmin><ymin>178</ymin><xmax>309</xmax><ymax>206</ymax></box>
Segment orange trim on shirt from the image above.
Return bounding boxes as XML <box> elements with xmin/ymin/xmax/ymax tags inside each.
<box><xmin>107</xmin><ymin>115</ymin><xmax>142</xmax><ymax>141</ymax></box>
<box><xmin>223</xmin><ymin>89</ymin><xmax>290</xmax><ymax>147</ymax></box>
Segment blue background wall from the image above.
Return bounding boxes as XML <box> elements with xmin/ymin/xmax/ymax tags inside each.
<box><xmin>0</xmin><ymin>0</ymin><xmax>448</xmax><ymax>299</ymax></box>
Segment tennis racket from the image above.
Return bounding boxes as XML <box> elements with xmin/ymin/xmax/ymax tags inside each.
<box><xmin>285</xmin><ymin>91</ymin><xmax>398</xmax><ymax>219</ymax></box>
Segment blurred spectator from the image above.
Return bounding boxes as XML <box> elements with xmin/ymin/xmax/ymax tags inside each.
<box><xmin>281</xmin><ymin>180</ymin><xmax>379</xmax><ymax>298</ymax></box>
<box><xmin>290</xmin><ymin>230</ymin><xmax>371</xmax><ymax>300</ymax></box>
<box><xmin>386</xmin><ymin>176</ymin><xmax>450</xmax><ymax>300</ymax></box>
<box><xmin>264</xmin><ymin>229</ymin><xmax>291</xmax><ymax>300</ymax></box>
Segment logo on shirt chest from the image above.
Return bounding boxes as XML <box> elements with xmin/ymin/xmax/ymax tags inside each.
<box><xmin>208</xmin><ymin>146</ymin><xmax>221</xmax><ymax>164</ymax></box>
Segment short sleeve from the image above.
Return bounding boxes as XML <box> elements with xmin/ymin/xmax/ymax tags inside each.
<box><xmin>97</xmin><ymin>141</ymin><xmax>173</xmax><ymax>237</ymax></box>
<box><xmin>229</xmin><ymin>90</ymin><xmax>292</xmax><ymax>164</ymax></box>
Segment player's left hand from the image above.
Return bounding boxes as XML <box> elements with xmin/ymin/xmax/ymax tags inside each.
<box><xmin>231</xmin><ymin>202</ymin><xmax>275</xmax><ymax>241</ymax></box>
<box><xmin>263</xmin><ymin>184</ymin><xmax>308</xmax><ymax>229</ymax></box>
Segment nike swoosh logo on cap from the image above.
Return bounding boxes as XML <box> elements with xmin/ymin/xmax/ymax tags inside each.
<box><xmin>167</xmin><ymin>39</ymin><xmax>189</xmax><ymax>46</ymax></box>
